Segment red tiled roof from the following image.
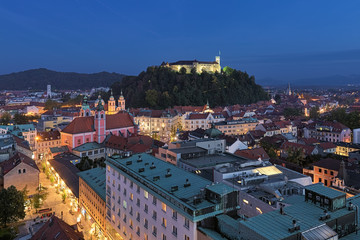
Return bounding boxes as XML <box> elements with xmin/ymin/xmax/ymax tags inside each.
<box><xmin>106</xmin><ymin>112</ymin><xmax>135</xmax><ymax>129</ymax></box>
<box><xmin>234</xmin><ymin>147</ymin><xmax>270</xmax><ymax>160</ymax></box>
<box><xmin>188</xmin><ymin>113</ymin><xmax>209</xmax><ymax>119</ymax></box>
<box><xmin>13</xmin><ymin>135</ymin><xmax>32</xmax><ymax>150</ymax></box>
<box><xmin>62</xmin><ymin>116</ymin><xmax>94</xmax><ymax>134</ymax></box>
<box><xmin>281</xmin><ymin>141</ymin><xmax>315</xmax><ymax>155</ymax></box>
<box><xmin>30</xmin><ymin>215</ymin><xmax>84</xmax><ymax>240</ymax></box>
<box><xmin>319</xmin><ymin>142</ymin><xmax>336</xmax><ymax>150</ymax></box>
<box><xmin>62</xmin><ymin>112</ymin><xmax>135</xmax><ymax>134</ymax></box>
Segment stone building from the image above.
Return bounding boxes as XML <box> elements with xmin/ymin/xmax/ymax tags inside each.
<box><xmin>0</xmin><ymin>152</ymin><xmax>39</xmax><ymax>195</ymax></box>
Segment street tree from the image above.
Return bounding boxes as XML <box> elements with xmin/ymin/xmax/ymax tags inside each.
<box><xmin>0</xmin><ymin>186</ymin><xmax>26</xmax><ymax>227</ymax></box>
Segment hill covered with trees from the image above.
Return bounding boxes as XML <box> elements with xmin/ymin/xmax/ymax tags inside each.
<box><xmin>111</xmin><ymin>66</ymin><xmax>269</xmax><ymax>109</ymax></box>
<box><xmin>0</xmin><ymin>68</ymin><xmax>125</xmax><ymax>90</ymax></box>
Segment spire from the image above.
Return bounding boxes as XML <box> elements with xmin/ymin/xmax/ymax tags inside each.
<box><xmin>109</xmin><ymin>89</ymin><xmax>115</xmax><ymax>101</ymax></box>
<box><xmin>337</xmin><ymin>160</ymin><xmax>348</xmax><ymax>183</ymax></box>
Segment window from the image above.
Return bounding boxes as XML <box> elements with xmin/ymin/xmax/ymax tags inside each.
<box><xmin>152</xmin><ymin>226</ymin><xmax>157</xmax><ymax>237</ymax></box>
<box><xmin>130</xmin><ymin>193</ymin><xmax>133</xmax><ymax>201</ymax></box>
<box><xmin>124</xmin><ymin>177</ymin><xmax>127</xmax><ymax>184</ymax></box>
<box><xmin>324</xmin><ymin>179</ymin><xmax>328</xmax><ymax>186</ymax></box>
<box><xmin>23</xmin><ymin>169</ymin><xmax>26</xmax><ymax>173</ymax></box>
<box><xmin>184</xmin><ymin>219</ymin><xmax>189</xmax><ymax>229</ymax></box>
<box><xmin>130</xmin><ymin>181</ymin><xmax>133</xmax><ymax>189</ymax></box>
<box><xmin>185</xmin><ymin>235</ymin><xmax>190</xmax><ymax>240</ymax></box>
<box><xmin>136</xmin><ymin>212</ymin><xmax>140</xmax><ymax>222</ymax></box>
<box><xmin>162</xmin><ymin>234</ymin><xmax>167</xmax><ymax>240</ymax></box>
<box><xmin>144</xmin><ymin>219</ymin><xmax>148</xmax><ymax>229</ymax></box>
<box><xmin>152</xmin><ymin>210</ymin><xmax>157</xmax><ymax>220</ymax></box>
<box><xmin>324</xmin><ymin>170</ymin><xmax>328</xmax><ymax>174</ymax></box>
<box><xmin>153</xmin><ymin>196</ymin><xmax>157</xmax><ymax>206</ymax></box>
<box><xmin>318</xmin><ymin>168</ymin><xmax>322</xmax><ymax>173</ymax></box>
<box><xmin>123</xmin><ymin>188</ymin><xmax>127</xmax><ymax>196</ymax></box>
<box><xmin>319</xmin><ymin>178</ymin><xmax>322</xmax><ymax>183</ymax></box>
<box><xmin>136</xmin><ymin>226</ymin><xmax>140</xmax><ymax>236</ymax></box>
<box><xmin>123</xmin><ymin>200</ymin><xmax>127</xmax><ymax>209</ymax></box>
<box><xmin>77</xmin><ymin>139</ymin><xmax>81</xmax><ymax>145</ymax></box>
<box><xmin>330</xmin><ymin>171</ymin><xmax>334</xmax><ymax>176</ymax></box>
<box><xmin>18</xmin><ymin>169</ymin><xmax>21</xmax><ymax>174</ymax></box>
<box><xmin>172</xmin><ymin>226</ymin><xmax>177</xmax><ymax>236</ymax></box>
<box><xmin>162</xmin><ymin>217</ymin><xmax>167</xmax><ymax>228</ymax></box>
<box><xmin>136</xmin><ymin>198</ymin><xmax>140</xmax><ymax>207</ymax></box>
<box><xmin>161</xmin><ymin>202</ymin><xmax>166</xmax><ymax>212</ymax></box>
<box><xmin>144</xmin><ymin>190</ymin><xmax>148</xmax><ymax>199</ymax></box>
<box><xmin>144</xmin><ymin>204</ymin><xmax>148</xmax><ymax>213</ymax></box>
<box><xmin>137</xmin><ymin>185</ymin><xmax>140</xmax><ymax>194</ymax></box>
<box><xmin>144</xmin><ymin>234</ymin><xmax>148</xmax><ymax>240</ymax></box>
<box><xmin>172</xmin><ymin>210</ymin><xmax>177</xmax><ymax>220</ymax></box>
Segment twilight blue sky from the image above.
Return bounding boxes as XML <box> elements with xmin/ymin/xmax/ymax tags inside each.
<box><xmin>1</xmin><ymin>0</ymin><xmax>360</xmax><ymax>83</ymax></box>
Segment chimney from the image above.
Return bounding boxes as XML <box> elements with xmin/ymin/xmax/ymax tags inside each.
<box><xmin>137</xmin><ymin>155</ymin><xmax>142</xmax><ymax>162</ymax></box>
<box><xmin>279</xmin><ymin>203</ymin><xmax>285</xmax><ymax>215</ymax></box>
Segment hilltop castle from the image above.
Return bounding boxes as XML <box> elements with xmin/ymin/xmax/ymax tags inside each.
<box><xmin>161</xmin><ymin>56</ymin><xmax>221</xmax><ymax>73</ymax></box>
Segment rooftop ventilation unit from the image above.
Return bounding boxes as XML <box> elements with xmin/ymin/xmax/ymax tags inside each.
<box><xmin>184</xmin><ymin>178</ymin><xmax>191</xmax><ymax>188</ymax></box>
<box><xmin>288</xmin><ymin>220</ymin><xmax>300</xmax><ymax>233</ymax></box>
<box><xmin>171</xmin><ymin>186</ymin><xmax>178</xmax><ymax>192</ymax></box>
<box><xmin>165</xmin><ymin>169</ymin><xmax>172</xmax><ymax>178</ymax></box>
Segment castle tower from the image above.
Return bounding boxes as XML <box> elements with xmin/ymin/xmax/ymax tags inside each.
<box><xmin>108</xmin><ymin>89</ymin><xmax>116</xmax><ymax>115</ymax></box>
<box><xmin>80</xmin><ymin>95</ymin><xmax>91</xmax><ymax>117</ymax></box>
<box><xmin>215</xmin><ymin>55</ymin><xmax>221</xmax><ymax>72</ymax></box>
<box><xmin>118</xmin><ymin>90</ymin><xmax>125</xmax><ymax>111</ymax></box>
<box><xmin>95</xmin><ymin>98</ymin><xmax>106</xmax><ymax>143</ymax></box>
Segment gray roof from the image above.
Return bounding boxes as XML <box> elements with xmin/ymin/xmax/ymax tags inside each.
<box><xmin>180</xmin><ymin>153</ymin><xmax>251</xmax><ymax>169</ymax></box>
<box><xmin>73</xmin><ymin>142</ymin><xmax>104</xmax><ymax>152</ymax></box>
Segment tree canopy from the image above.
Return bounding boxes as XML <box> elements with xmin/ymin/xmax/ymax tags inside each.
<box><xmin>111</xmin><ymin>66</ymin><xmax>269</xmax><ymax>109</ymax></box>
<box><xmin>0</xmin><ymin>186</ymin><xmax>25</xmax><ymax>227</ymax></box>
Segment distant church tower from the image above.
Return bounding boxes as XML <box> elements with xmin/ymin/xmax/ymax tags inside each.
<box><xmin>118</xmin><ymin>90</ymin><xmax>126</xmax><ymax>111</ymax></box>
<box><xmin>47</xmin><ymin>84</ymin><xmax>52</xmax><ymax>98</ymax></box>
<box><xmin>286</xmin><ymin>83</ymin><xmax>292</xmax><ymax>96</ymax></box>
<box><xmin>108</xmin><ymin>90</ymin><xmax>117</xmax><ymax>115</ymax></box>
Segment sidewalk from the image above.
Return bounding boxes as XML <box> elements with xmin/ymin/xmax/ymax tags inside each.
<box><xmin>17</xmin><ymin>171</ymin><xmax>95</xmax><ymax>239</ymax></box>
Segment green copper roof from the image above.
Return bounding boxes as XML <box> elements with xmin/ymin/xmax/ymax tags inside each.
<box><xmin>106</xmin><ymin>153</ymin><xmax>237</xmax><ymax>221</ymax></box>
<box><xmin>77</xmin><ymin>167</ymin><xmax>106</xmax><ymax>201</ymax></box>
<box><xmin>305</xmin><ymin>183</ymin><xmax>346</xmax><ymax>199</ymax></box>
<box><xmin>73</xmin><ymin>142</ymin><xmax>104</xmax><ymax>152</ymax></box>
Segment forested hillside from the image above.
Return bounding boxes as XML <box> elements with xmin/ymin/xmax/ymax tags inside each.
<box><xmin>111</xmin><ymin>66</ymin><xmax>269</xmax><ymax>109</ymax></box>
<box><xmin>0</xmin><ymin>68</ymin><xmax>125</xmax><ymax>90</ymax></box>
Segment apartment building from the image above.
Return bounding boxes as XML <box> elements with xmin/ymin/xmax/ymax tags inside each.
<box><xmin>105</xmin><ymin>154</ymin><xmax>238</xmax><ymax>240</ymax></box>
<box><xmin>304</xmin><ymin>121</ymin><xmax>351</xmax><ymax>143</ymax></box>
<box><xmin>214</xmin><ymin>117</ymin><xmax>258</xmax><ymax>135</ymax></box>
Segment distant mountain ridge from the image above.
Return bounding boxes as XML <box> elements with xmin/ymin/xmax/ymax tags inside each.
<box><xmin>0</xmin><ymin>68</ymin><xmax>126</xmax><ymax>90</ymax></box>
<box><xmin>257</xmin><ymin>74</ymin><xmax>360</xmax><ymax>87</ymax></box>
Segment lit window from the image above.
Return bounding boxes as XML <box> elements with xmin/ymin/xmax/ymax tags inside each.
<box><xmin>123</xmin><ymin>200</ymin><xmax>127</xmax><ymax>209</ymax></box>
<box><xmin>161</xmin><ymin>202</ymin><xmax>166</xmax><ymax>212</ymax></box>
<box><xmin>243</xmin><ymin>199</ymin><xmax>249</xmax><ymax>204</ymax></box>
<box><xmin>162</xmin><ymin>217</ymin><xmax>167</xmax><ymax>228</ymax></box>
<box><xmin>144</xmin><ymin>190</ymin><xmax>148</xmax><ymax>199</ymax></box>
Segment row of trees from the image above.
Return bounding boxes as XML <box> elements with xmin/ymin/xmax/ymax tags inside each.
<box><xmin>0</xmin><ymin>113</ymin><xmax>40</xmax><ymax>125</ymax></box>
<box><xmin>111</xmin><ymin>66</ymin><xmax>269</xmax><ymax>109</ymax></box>
<box><xmin>325</xmin><ymin>108</ymin><xmax>360</xmax><ymax>130</ymax></box>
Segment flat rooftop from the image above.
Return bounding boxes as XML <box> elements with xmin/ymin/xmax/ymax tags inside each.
<box><xmin>180</xmin><ymin>153</ymin><xmax>251</xmax><ymax>169</ymax></box>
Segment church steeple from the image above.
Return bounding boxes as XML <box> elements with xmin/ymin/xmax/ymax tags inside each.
<box><xmin>118</xmin><ymin>90</ymin><xmax>125</xmax><ymax>111</ymax></box>
<box><xmin>80</xmin><ymin>95</ymin><xmax>91</xmax><ymax>117</ymax></box>
<box><xmin>108</xmin><ymin>89</ymin><xmax>116</xmax><ymax>114</ymax></box>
